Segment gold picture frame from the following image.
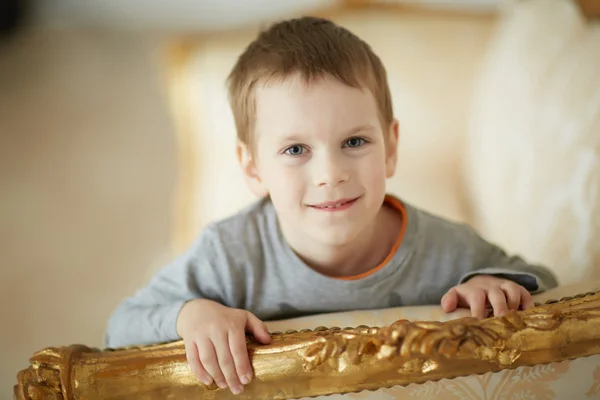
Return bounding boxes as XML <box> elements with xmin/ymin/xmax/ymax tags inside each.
<box><xmin>14</xmin><ymin>290</ymin><xmax>600</xmax><ymax>399</ymax></box>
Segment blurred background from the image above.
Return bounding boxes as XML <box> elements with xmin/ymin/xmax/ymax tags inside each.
<box><xmin>1</xmin><ymin>0</ymin><xmax>599</xmax><ymax>396</ymax></box>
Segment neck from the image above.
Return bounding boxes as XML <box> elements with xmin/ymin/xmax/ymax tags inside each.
<box><xmin>282</xmin><ymin>203</ymin><xmax>402</xmax><ymax>278</ymax></box>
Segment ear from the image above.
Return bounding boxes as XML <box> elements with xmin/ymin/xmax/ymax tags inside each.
<box><xmin>236</xmin><ymin>141</ymin><xmax>268</xmax><ymax>198</ymax></box>
<box><xmin>385</xmin><ymin>119</ymin><xmax>399</xmax><ymax>178</ymax></box>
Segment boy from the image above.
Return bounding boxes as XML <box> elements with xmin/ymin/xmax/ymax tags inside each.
<box><xmin>105</xmin><ymin>16</ymin><xmax>558</xmax><ymax>395</ymax></box>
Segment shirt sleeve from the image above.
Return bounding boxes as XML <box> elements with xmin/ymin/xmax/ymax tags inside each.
<box><xmin>103</xmin><ymin>224</ymin><xmax>226</xmax><ymax>348</ymax></box>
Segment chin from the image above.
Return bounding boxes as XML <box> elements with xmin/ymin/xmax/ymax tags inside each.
<box><xmin>311</xmin><ymin>228</ymin><xmax>361</xmax><ymax>247</ymax></box>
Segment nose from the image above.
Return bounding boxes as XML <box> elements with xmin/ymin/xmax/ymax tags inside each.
<box><xmin>312</xmin><ymin>150</ymin><xmax>349</xmax><ymax>187</ymax></box>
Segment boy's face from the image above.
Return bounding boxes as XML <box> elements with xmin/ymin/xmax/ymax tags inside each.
<box><xmin>239</xmin><ymin>73</ymin><xmax>398</xmax><ymax>247</ymax></box>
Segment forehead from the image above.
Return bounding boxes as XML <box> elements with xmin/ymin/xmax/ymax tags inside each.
<box><xmin>253</xmin><ymin>74</ymin><xmax>380</xmax><ymax>138</ymax></box>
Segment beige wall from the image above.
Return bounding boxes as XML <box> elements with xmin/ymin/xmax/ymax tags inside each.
<box><xmin>0</xmin><ymin>29</ymin><xmax>178</xmax><ymax>394</ymax></box>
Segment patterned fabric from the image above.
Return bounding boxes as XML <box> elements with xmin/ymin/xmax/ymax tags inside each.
<box><xmin>302</xmin><ymin>358</ymin><xmax>600</xmax><ymax>400</ymax></box>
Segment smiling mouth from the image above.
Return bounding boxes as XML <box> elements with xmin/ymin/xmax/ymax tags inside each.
<box><xmin>309</xmin><ymin>197</ymin><xmax>360</xmax><ymax>210</ymax></box>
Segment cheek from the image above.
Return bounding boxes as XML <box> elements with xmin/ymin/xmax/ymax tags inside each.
<box><xmin>357</xmin><ymin>150</ymin><xmax>388</xmax><ymax>181</ymax></box>
<box><xmin>263</xmin><ymin>165</ymin><xmax>306</xmax><ymax>201</ymax></box>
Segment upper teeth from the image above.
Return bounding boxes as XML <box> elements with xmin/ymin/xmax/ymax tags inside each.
<box><xmin>323</xmin><ymin>202</ymin><xmax>344</xmax><ymax>208</ymax></box>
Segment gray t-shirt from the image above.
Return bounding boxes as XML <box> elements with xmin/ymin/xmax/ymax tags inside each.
<box><xmin>104</xmin><ymin>195</ymin><xmax>558</xmax><ymax>348</ymax></box>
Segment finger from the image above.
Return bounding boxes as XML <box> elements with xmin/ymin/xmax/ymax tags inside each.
<box><xmin>214</xmin><ymin>332</ymin><xmax>244</xmax><ymax>395</ymax></box>
<box><xmin>520</xmin><ymin>286</ymin><xmax>535</xmax><ymax>310</ymax></box>
<box><xmin>229</xmin><ymin>328</ymin><xmax>253</xmax><ymax>385</ymax></box>
<box><xmin>441</xmin><ymin>288</ymin><xmax>458</xmax><ymax>312</ymax></box>
<box><xmin>184</xmin><ymin>339</ymin><xmax>212</xmax><ymax>386</ymax></box>
<box><xmin>246</xmin><ymin>312</ymin><xmax>272</xmax><ymax>344</ymax></box>
<box><xmin>466</xmin><ymin>288</ymin><xmax>487</xmax><ymax>319</ymax></box>
<box><xmin>501</xmin><ymin>283</ymin><xmax>522</xmax><ymax>311</ymax></box>
<box><xmin>198</xmin><ymin>337</ymin><xmax>227</xmax><ymax>390</ymax></box>
<box><xmin>488</xmin><ymin>287</ymin><xmax>508</xmax><ymax>317</ymax></box>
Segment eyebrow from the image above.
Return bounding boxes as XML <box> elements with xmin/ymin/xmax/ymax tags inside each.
<box><xmin>343</xmin><ymin>124</ymin><xmax>377</xmax><ymax>136</ymax></box>
<box><xmin>279</xmin><ymin>124</ymin><xmax>377</xmax><ymax>143</ymax></box>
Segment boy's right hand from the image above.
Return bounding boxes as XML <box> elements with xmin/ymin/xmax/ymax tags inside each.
<box><xmin>176</xmin><ymin>299</ymin><xmax>271</xmax><ymax>395</ymax></box>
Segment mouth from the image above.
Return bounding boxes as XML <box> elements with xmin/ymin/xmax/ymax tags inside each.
<box><xmin>308</xmin><ymin>196</ymin><xmax>361</xmax><ymax>211</ymax></box>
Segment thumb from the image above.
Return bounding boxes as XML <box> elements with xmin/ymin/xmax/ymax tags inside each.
<box><xmin>441</xmin><ymin>288</ymin><xmax>458</xmax><ymax>313</ymax></box>
<box><xmin>245</xmin><ymin>312</ymin><xmax>272</xmax><ymax>344</ymax></box>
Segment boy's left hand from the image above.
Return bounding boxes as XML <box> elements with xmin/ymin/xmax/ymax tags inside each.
<box><xmin>441</xmin><ymin>275</ymin><xmax>535</xmax><ymax>319</ymax></box>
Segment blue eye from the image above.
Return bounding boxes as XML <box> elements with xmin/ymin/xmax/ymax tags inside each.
<box><xmin>344</xmin><ymin>137</ymin><xmax>366</xmax><ymax>148</ymax></box>
<box><xmin>284</xmin><ymin>145</ymin><xmax>305</xmax><ymax>156</ymax></box>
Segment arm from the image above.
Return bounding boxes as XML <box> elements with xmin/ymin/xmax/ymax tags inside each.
<box><xmin>456</xmin><ymin>225</ymin><xmax>559</xmax><ymax>293</ymax></box>
<box><xmin>104</xmin><ymin>226</ymin><xmax>224</xmax><ymax>349</ymax></box>
<box><xmin>407</xmin><ymin>206</ymin><xmax>559</xmax><ymax>317</ymax></box>
<box><xmin>439</xmin><ymin>223</ymin><xmax>559</xmax><ymax>318</ymax></box>
<box><xmin>105</xmin><ymin>223</ymin><xmax>270</xmax><ymax>395</ymax></box>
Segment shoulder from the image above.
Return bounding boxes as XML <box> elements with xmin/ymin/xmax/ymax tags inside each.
<box><xmin>189</xmin><ymin>196</ymin><xmax>277</xmax><ymax>261</ymax></box>
<box><xmin>208</xmin><ymin>196</ymin><xmax>276</xmax><ymax>241</ymax></box>
<box><xmin>398</xmin><ymin>197</ymin><xmax>481</xmax><ymax>245</ymax></box>
<box><xmin>395</xmin><ymin>197</ymin><xmax>497</xmax><ymax>268</ymax></box>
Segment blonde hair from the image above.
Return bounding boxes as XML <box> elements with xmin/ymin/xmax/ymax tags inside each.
<box><xmin>226</xmin><ymin>16</ymin><xmax>394</xmax><ymax>149</ymax></box>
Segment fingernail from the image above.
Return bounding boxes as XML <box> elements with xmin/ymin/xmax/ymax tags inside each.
<box><xmin>231</xmin><ymin>385</ymin><xmax>243</xmax><ymax>395</ymax></box>
<box><xmin>217</xmin><ymin>381</ymin><xmax>228</xmax><ymax>389</ymax></box>
<box><xmin>240</xmin><ymin>374</ymin><xmax>250</xmax><ymax>385</ymax></box>
<box><xmin>200</xmin><ymin>377</ymin><xmax>212</xmax><ymax>386</ymax></box>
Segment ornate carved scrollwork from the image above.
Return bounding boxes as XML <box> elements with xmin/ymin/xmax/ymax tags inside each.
<box><xmin>14</xmin><ymin>291</ymin><xmax>600</xmax><ymax>400</ymax></box>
